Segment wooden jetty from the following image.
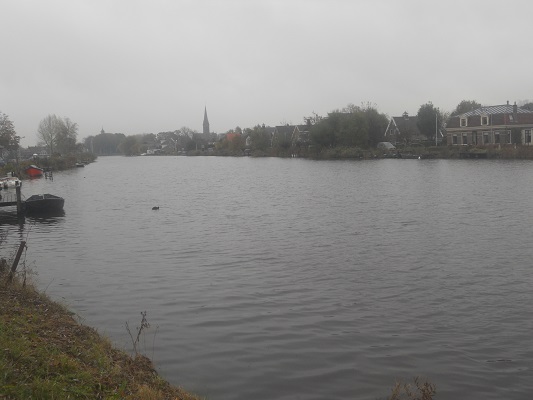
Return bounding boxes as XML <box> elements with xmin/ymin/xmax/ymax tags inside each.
<box><xmin>0</xmin><ymin>183</ymin><xmax>24</xmax><ymax>215</ymax></box>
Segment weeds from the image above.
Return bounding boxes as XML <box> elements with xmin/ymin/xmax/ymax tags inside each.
<box><xmin>126</xmin><ymin>311</ymin><xmax>151</xmax><ymax>357</ymax></box>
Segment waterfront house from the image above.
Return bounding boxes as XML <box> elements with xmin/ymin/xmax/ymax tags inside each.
<box><xmin>292</xmin><ymin>124</ymin><xmax>311</xmax><ymax>147</ymax></box>
<box><xmin>384</xmin><ymin>112</ymin><xmax>425</xmax><ymax>145</ymax></box>
<box><xmin>446</xmin><ymin>102</ymin><xmax>533</xmax><ymax>145</ymax></box>
<box><xmin>273</xmin><ymin>124</ymin><xmax>311</xmax><ymax>149</ymax></box>
<box><xmin>273</xmin><ymin>125</ymin><xmax>295</xmax><ymax>148</ymax></box>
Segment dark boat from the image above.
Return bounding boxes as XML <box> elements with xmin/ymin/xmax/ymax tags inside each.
<box><xmin>25</xmin><ymin>194</ymin><xmax>65</xmax><ymax>213</ymax></box>
<box><xmin>25</xmin><ymin>165</ymin><xmax>44</xmax><ymax>178</ymax></box>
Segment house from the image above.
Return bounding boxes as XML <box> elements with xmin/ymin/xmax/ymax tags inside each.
<box><xmin>272</xmin><ymin>124</ymin><xmax>311</xmax><ymax>148</ymax></box>
<box><xmin>273</xmin><ymin>125</ymin><xmax>294</xmax><ymax>148</ymax></box>
<box><xmin>446</xmin><ymin>101</ymin><xmax>533</xmax><ymax>146</ymax></box>
<box><xmin>384</xmin><ymin>112</ymin><xmax>425</xmax><ymax>144</ymax></box>
<box><xmin>291</xmin><ymin>124</ymin><xmax>311</xmax><ymax>147</ymax></box>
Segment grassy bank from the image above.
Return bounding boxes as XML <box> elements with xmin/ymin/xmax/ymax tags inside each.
<box><xmin>0</xmin><ymin>268</ymin><xmax>202</xmax><ymax>400</ymax></box>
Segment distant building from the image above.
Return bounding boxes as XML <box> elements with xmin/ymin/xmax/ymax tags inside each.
<box><xmin>446</xmin><ymin>101</ymin><xmax>533</xmax><ymax>145</ymax></box>
<box><xmin>203</xmin><ymin>107</ymin><xmax>210</xmax><ymax>135</ymax></box>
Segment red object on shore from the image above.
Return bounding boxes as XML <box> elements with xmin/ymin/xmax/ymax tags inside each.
<box><xmin>25</xmin><ymin>165</ymin><xmax>44</xmax><ymax>178</ymax></box>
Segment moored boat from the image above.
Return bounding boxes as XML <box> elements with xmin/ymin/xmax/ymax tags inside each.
<box><xmin>0</xmin><ymin>175</ymin><xmax>22</xmax><ymax>189</ymax></box>
<box><xmin>25</xmin><ymin>165</ymin><xmax>44</xmax><ymax>178</ymax></box>
<box><xmin>25</xmin><ymin>194</ymin><xmax>65</xmax><ymax>213</ymax></box>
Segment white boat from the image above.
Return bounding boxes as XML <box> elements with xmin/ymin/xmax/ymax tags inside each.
<box><xmin>0</xmin><ymin>175</ymin><xmax>22</xmax><ymax>189</ymax></box>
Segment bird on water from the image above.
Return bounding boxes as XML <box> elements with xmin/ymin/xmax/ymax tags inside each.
<box><xmin>152</xmin><ymin>206</ymin><xmax>159</xmax><ymax>210</ymax></box>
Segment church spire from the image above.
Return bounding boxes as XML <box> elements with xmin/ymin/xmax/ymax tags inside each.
<box><xmin>203</xmin><ymin>106</ymin><xmax>210</xmax><ymax>135</ymax></box>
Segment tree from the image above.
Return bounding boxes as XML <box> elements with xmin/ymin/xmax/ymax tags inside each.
<box><xmin>37</xmin><ymin>115</ymin><xmax>62</xmax><ymax>155</ymax></box>
<box><xmin>518</xmin><ymin>100</ymin><xmax>533</xmax><ymax>111</ymax></box>
<box><xmin>450</xmin><ymin>100</ymin><xmax>481</xmax><ymax>116</ymax></box>
<box><xmin>0</xmin><ymin>112</ymin><xmax>19</xmax><ymax>157</ymax></box>
<box><xmin>56</xmin><ymin>117</ymin><xmax>78</xmax><ymax>155</ymax></box>
<box><xmin>417</xmin><ymin>102</ymin><xmax>445</xmax><ymax>142</ymax></box>
<box><xmin>118</xmin><ymin>135</ymin><xmax>141</xmax><ymax>156</ymax></box>
<box><xmin>249</xmin><ymin>125</ymin><xmax>272</xmax><ymax>151</ymax></box>
<box><xmin>84</xmin><ymin>132</ymin><xmax>125</xmax><ymax>155</ymax></box>
<box><xmin>361</xmin><ymin>103</ymin><xmax>388</xmax><ymax>147</ymax></box>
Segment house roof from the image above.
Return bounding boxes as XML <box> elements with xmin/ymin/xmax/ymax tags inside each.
<box><xmin>447</xmin><ymin>104</ymin><xmax>533</xmax><ymax>129</ymax></box>
<box><xmin>295</xmin><ymin>125</ymin><xmax>310</xmax><ymax>132</ymax></box>
<box><xmin>275</xmin><ymin>125</ymin><xmax>295</xmax><ymax>135</ymax></box>
<box><xmin>388</xmin><ymin>115</ymin><xmax>422</xmax><ymax>136</ymax></box>
<box><xmin>460</xmin><ymin>104</ymin><xmax>533</xmax><ymax>117</ymax></box>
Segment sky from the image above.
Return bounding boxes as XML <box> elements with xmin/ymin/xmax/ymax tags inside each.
<box><xmin>2</xmin><ymin>0</ymin><xmax>533</xmax><ymax>147</ymax></box>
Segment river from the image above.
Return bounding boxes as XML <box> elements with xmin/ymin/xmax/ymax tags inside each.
<box><xmin>1</xmin><ymin>156</ymin><xmax>532</xmax><ymax>399</ymax></box>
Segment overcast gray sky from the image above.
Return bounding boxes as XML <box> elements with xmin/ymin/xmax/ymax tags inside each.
<box><xmin>2</xmin><ymin>0</ymin><xmax>532</xmax><ymax>147</ymax></box>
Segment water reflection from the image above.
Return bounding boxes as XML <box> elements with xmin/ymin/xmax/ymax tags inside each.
<box><xmin>26</xmin><ymin>210</ymin><xmax>66</xmax><ymax>222</ymax></box>
<box><xmin>0</xmin><ymin>210</ymin><xmax>65</xmax><ymax>246</ymax></box>
<box><xmin>0</xmin><ymin>211</ymin><xmax>25</xmax><ymax>227</ymax></box>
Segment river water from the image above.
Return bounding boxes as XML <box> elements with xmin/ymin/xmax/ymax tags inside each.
<box><xmin>1</xmin><ymin>156</ymin><xmax>532</xmax><ymax>399</ymax></box>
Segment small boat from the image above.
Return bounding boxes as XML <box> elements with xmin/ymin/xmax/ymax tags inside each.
<box><xmin>75</xmin><ymin>162</ymin><xmax>85</xmax><ymax>167</ymax></box>
<box><xmin>0</xmin><ymin>176</ymin><xmax>22</xmax><ymax>189</ymax></box>
<box><xmin>25</xmin><ymin>165</ymin><xmax>44</xmax><ymax>178</ymax></box>
<box><xmin>25</xmin><ymin>194</ymin><xmax>65</xmax><ymax>213</ymax></box>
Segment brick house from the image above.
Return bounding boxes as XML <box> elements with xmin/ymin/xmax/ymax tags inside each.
<box><xmin>446</xmin><ymin>102</ymin><xmax>533</xmax><ymax>146</ymax></box>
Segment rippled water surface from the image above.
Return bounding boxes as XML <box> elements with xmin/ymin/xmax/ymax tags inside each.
<box><xmin>2</xmin><ymin>156</ymin><xmax>533</xmax><ymax>399</ymax></box>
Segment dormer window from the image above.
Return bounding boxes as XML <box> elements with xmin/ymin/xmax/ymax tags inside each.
<box><xmin>481</xmin><ymin>115</ymin><xmax>489</xmax><ymax>125</ymax></box>
<box><xmin>460</xmin><ymin>117</ymin><xmax>467</xmax><ymax>127</ymax></box>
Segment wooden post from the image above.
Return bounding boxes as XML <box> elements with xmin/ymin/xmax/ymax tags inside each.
<box><xmin>15</xmin><ymin>181</ymin><xmax>23</xmax><ymax>216</ymax></box>
<box><xmin>8</xmin><ymin>240</ymin><xmax>26</xmax><ymax>282</ymax></box>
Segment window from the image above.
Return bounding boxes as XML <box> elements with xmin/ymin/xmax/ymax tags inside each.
<box><xmin>481</xmin><ymin>116</ymin><xmax>489</xmax><ymax>125</ymax></box>
<box><xmin>460</xmin><ymin>118</ymin><xmax>467</xmax><ymax>127</ymax></box>
<box><xmin>472</xmin><ymin>132</ymin><xmax>477</xmax><ymax>145</ymax></box>
<box><xmin>462</xmin><ymin>133</ymin><xmax>468</xmax><ymax>145</ymax></box>
<box><xmin>525</xmin><ymin>129</ymin><xmax>531</xmax><ymax>144</ymax></box>
<box><xmin>494</xmin><ymin>132</ymin><xmax>500</xmax><ymax>144</ymax></box>
<box><xmin>452</xmin><ymin>134</ymin><xmax>458</xmax><ymax>144</ymax></box>
<box><xmin>483</xmin><ymin>132</ymin><xmax>490</xmax><ymax>144</ymax></box>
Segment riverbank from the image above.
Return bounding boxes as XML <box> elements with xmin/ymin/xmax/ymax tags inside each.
<box><xmin>0</xmin><ymin>153</ymin><xmax>97</xmax><ymax>180</ymax></box>
<box><xmin>183</xmin><ymin>143</ymin><xmax>533</xmax><ymax>160</ymax></box>
<box><xmin>0</xmin><ymin>269</ymin><xmax>202</xmax><ymax>400</ymax></box>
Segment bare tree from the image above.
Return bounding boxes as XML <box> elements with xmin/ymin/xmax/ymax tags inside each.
<box><xmin>37</xmin><ymin>114</ymin><xmax>62</xmax><ymax>155</ymax></box>
<box><xmin>56</xmin><ymin>117</ymin><xmax>78</xmax><ymax>154</ymax></box>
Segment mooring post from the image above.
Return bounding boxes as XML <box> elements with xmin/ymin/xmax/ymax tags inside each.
<box><xmin>15</xmin><ymin>181</ymin><xmax>22</xmax><ymax>216</ymax></box>
<box><xmin>8</xmin><ymin>240</ymin><xmax>26</xmax><ymax>282</ymax></box>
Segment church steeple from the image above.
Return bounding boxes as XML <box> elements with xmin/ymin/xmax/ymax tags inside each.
<box><xmin>203</xmin><ymin>106</ymin><xmax>210</xmax><ymax>135</ymax></box>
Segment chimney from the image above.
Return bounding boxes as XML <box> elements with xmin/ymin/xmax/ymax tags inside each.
<box><xmin>513</xmin><ymin>102</ymin><xmax>518</xmax><ymax>122</ymax></box>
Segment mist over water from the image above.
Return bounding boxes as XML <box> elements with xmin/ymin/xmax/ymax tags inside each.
<box><xmin>2</xmin><ymin>156</ymin><xmax>533</xmax><ymax>399</ymax></box>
